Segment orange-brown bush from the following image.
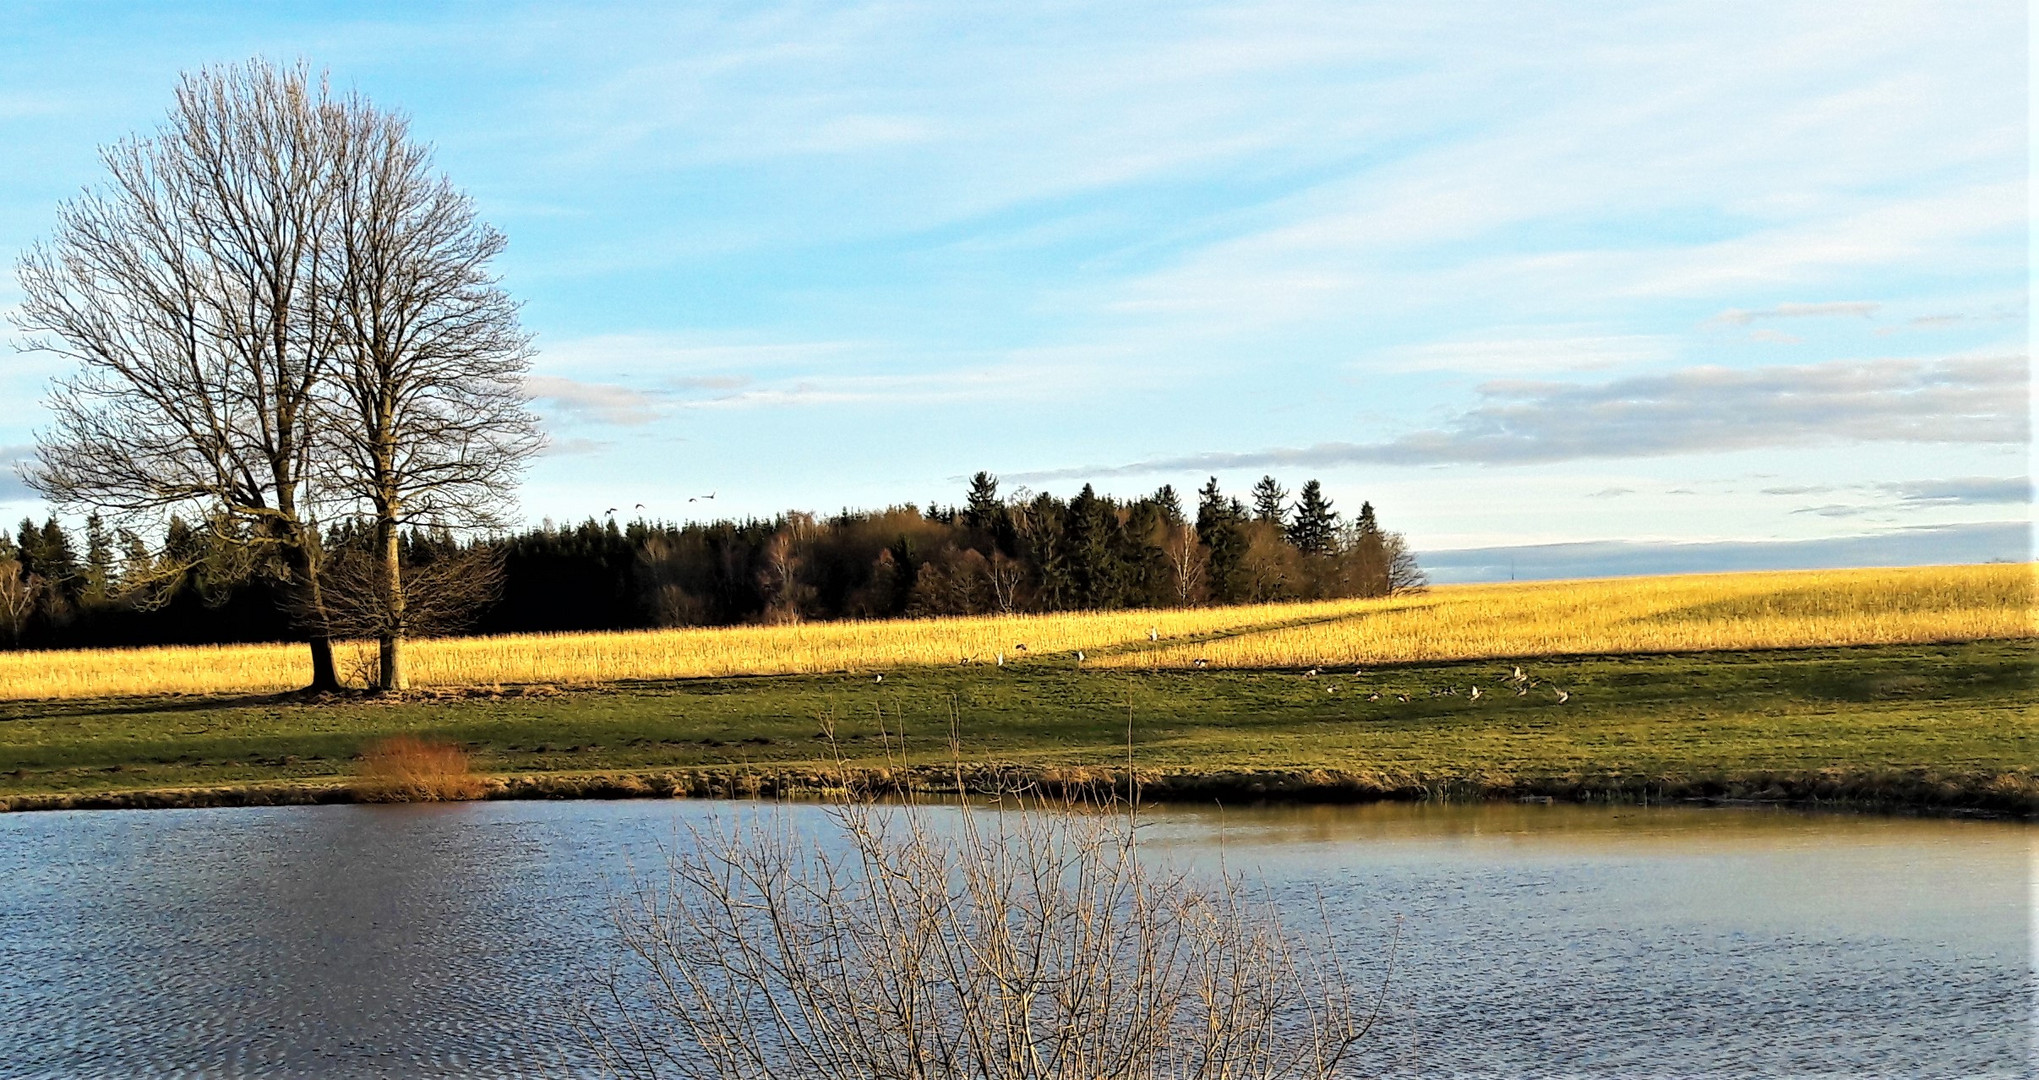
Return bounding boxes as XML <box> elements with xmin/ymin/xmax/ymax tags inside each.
<box><xmin>353</xmin><ymin>735</ymin><xmax>487</xmax><ymax>802</ymax></box>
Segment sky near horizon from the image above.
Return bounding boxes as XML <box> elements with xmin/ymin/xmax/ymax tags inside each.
<box><xmin>0</xmin><ymin>1</ymin><xmax>2030</xmax><ymax>578</ymax></box>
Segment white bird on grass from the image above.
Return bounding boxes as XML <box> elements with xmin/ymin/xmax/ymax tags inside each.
<box><xmin>1555</xmin><ymin>689</ymin><xmax>1570</xmax><ymax>704</ymax></box>
<box><xmin>874</xmin><ymin>674</ymin><xmax>884</xmax><ymax>683</ymax></box>
<box><xmin>1149</xmin><ymin>627</ymin><xmax>1159</xmax><ymax>642</ymax></box>
<box><xmin>1469</xmin><ymin>686</ymin><xmax>1482</xmax><ymax>701</ymax></box>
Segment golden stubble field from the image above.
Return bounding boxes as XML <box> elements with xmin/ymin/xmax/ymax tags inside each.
<box><xmin>1</xmin><ymin>563</ymin><xmax>2030</xmax><ymax>701</ymax></box>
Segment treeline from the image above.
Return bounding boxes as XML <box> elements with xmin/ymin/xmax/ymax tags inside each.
<box><xmin>0</xmin><ymin>473</ymin><xmax>1420</xmax><ymax>650</ymax></box>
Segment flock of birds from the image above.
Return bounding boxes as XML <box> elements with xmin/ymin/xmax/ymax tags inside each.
<box><xmin>874</xmin><ymin>632</ymin><xmax>1576</xmax><ymax>705</ymax></box>
<box><xmin>601</xmin><ymin>494</ymin><xmax>717</xmax><ymax>517</ymax></box>
<box><xmin>1285</xmin><ymin>662</ymin><xmax>1572</xmax><ymax>705</ymax></box>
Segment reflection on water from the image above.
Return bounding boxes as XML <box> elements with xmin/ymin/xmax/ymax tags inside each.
<box><xmin>0</xmin><ymin>799</ymin><xmax>2028</xmax><ymax>1079</ymax></box>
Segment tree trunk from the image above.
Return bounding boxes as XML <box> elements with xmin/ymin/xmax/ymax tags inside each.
<box><xmin>308</xmin><ymin>633</ymin><xmax>340</xmax><ymax>692</ymax></box>
<box><xmin>376</xmin><ymin>514</ymin><xmax>406</xmax><ymax>691</ymax></box>
<box><xmin>291</xmin><ymin>545</ymin><xmax>342</xmax><ymax>693</ymax></box>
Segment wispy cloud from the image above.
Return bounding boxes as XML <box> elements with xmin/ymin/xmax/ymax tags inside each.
<box><xmin>1380</xmin><ymin>332</ymin><xmax>1668</xmax><ymax>374</ymax></box>
<box><xmin>524</xmin><ymin>375</ymin><xmax>665</xmax><ymax>425</ymax></box>
<box><xmin>1877</xmin><ymin>476</ymin><xmax>2029</xmax><ymax>506</ymax></box>
<box><xmin>0</xmin><ymin>444</ymin><xmax>34</xmax><ymax>504</ymax></box>
<box><xmin>1711</xmin><ymin>301</ymin><xmax>1879</xmax><ymax>326</ymax></box>
<box><xmin>1008</xmin><ymin>353</ymin><xmax>2027</xmax><ymax>482</ymax></box>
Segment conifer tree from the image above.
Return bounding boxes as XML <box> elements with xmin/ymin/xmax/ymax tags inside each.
<box><xmin>1250</xmin><ymin>475</ymin><xmax>1290</xmax><ymax>524</ymax></box>
<box><xmin>1152</xmin><ymin>484</ymin><xmax>1185</xmax><ymax>527</ymax></box>
<box><xmin>82</xmin><ymin>513</ymin><xmax>113</xmax><ymax>606</ymax></box>
<box><xmin>963</xmin><ymin>471</ymin><xmax>1001</xmax><ymax>533</ymax></box>
<box><xmin>1286</xmin><ymin>480</ymin><xmax>1339</xmax><ymax>555</ymax></box>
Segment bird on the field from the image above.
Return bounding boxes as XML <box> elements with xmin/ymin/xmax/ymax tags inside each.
<box><xmin>1555</xmin><ymin>689</ymin><xmax>1570</xmax><ymax>704</ymax></box>
<box><xmin>1367</xmin><ymin>692</ymin><xmax>1381</xmax><ymax>702</ymax></box>
<box><xmin>1149</xmin><ymin>627</ymin><xmax>1159</xmax><ymax>641</ymax></box>
<box><xmin>874</xmin><ymin>674</ymin><xmax>884</xmax><ymax>683</ymax></box>
<box><xmin>1193</xmin><ymin>658</ymin><xmax>1209</xmax><ymax>668</ymax></box>
<box><xmin>1469</xmin><ymin>686</ymin><xmax>1482</xmax><ymax>701</ymax></box>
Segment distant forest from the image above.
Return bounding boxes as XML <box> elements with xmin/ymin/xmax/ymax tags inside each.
<box><xmin>0</xmin><ymin>473</ymin><xmax>1421</xmax><ymax>651</ymax></box>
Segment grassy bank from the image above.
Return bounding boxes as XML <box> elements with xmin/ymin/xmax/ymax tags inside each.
<box><xmin>2</xmin><ymin>639</ymin><xmax>2032</xmax><ymax>814</ymax></box>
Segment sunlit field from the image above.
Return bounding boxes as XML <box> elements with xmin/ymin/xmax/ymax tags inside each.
<box><xmin>1101</xmin><ymin>562</ymin><xmax>2035</xmax><ymax>671</ymax></box>
<box><xmin>1</xmin><ymin>563</ymin><xmax>2028</xmax><ymax>701</ymax></box>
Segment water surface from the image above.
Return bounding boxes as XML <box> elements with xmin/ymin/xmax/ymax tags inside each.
<box><xmin>0</xmin><ymin>799</ymin><xmax>2028</xmax><ymax>1078</ymax></box>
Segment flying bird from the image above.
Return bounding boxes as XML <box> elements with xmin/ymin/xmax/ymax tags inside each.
<box><xmin>1469</xmin><ymin>686</ymin><xmax>1482</xmax><ymax>701</ymax></box>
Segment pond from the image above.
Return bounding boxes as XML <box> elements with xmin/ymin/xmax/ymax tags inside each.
<box><xmin>0</xmin><ymin>799</ymin><xmax>2028</xmax><ymax>1078</ymax></box>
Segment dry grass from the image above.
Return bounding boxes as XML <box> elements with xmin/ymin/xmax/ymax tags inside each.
<box><xmin>352</xmin><ymin>735</ymin><xmax>487</xmax><ymax>802</ymax></box>
<box><xmin>1100</xmin><ymin>563</ymin><xmax>2034</xmax><ymax>670</ymax></box>
<box><xmin>0</xmin><ymin>563</ymin><xmax>2028</xmax><ymax>701</ymax></box>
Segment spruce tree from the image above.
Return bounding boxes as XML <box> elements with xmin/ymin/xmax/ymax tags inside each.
<box><xmin>1194</xmin><ymin>477</ymin><xmax>1247</xmax><ymax>602</ymax></box>
<box><xmin>963</xmin><ymin>471</ymin><xmax>1001</xmax><ymax>533</ymax></box>
<box><xmin>83</xmin><ymin>513</ymin><xmax>113</xmax><ymax>606</ymax></box>
<box><xmin>1286</xmin><ymin>480</ymin><xmax>1339</xmax><ymax>555</ymax></box>
<box><xmin>1152</xmin><ymin>484</ymin><xmax>1185</xmax><ymax>527</ymax></box>
<box><xmin>1250</xmin><ymin>475</ymin><xmax>1289</xmax><ymax>524</ymax></box>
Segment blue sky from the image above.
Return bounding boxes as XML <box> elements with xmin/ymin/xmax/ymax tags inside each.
<box><xmin>0</xmin><ymin>1</ymin><xmax>2029</xmax><ymax>579</ymax></box>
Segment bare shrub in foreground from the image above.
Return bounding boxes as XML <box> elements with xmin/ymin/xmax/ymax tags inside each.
<box><xmin>353</xmin><ymin>735</ymin><xmax>485</xmax><ymax>802</ymax></box>
<box><xmin>584</xmin><ymin>787</ymin><xmax>1381</xmax><ymax>1080</ymax></box>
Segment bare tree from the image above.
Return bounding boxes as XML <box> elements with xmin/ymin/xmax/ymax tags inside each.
<box><xmin>0</xmin><ymin>558</ymin><xmax>34</xmax><ymax>645</ymax></box>
<box><xmin>584</xmin><ymin>779</ymin><xmax>1380</xmax><ymax>1080</ymax></box>
<box><xmin>986</xmin><ymin>550</ymin><xmax>1026</xmax><ymax>614</ymax></box>
<box><xmin>1162</xmin><ymin>521</ymin><xmax>1208</xmax><ymax>606</ymax></box>
<box><xmin>317</xmin><ymin>94</ymin><xmax>539</xmax><ymax>690</ymax></box>
<box><xmin>12</xmin><ymin>61</ymin><xmax>349</xmax><ymax>689</ymax></box>
<box><xmin>318</xmin><ymin>533</ymin><xmax>504</xmax><ymax>650</ymax></box>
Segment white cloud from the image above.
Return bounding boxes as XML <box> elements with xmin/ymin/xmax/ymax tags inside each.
<box><xmin>1712</xmin><ymin>301</ymin><xmax>1880</xmax><ymax>325</ymax></box>
<box><xmin>524</xmin><ymin>375</ymin><xmax>664</xmax><ymax>425</ymax></box>
<box><xmin>1009</xmin><ymin>353</ymin><xmax>2028</xmax><ymax>481</ymax></box>
<box><xmin>1380</xmin><ymin>332</ymin><xmax>1669</xmax><ymax>374</ymax></box>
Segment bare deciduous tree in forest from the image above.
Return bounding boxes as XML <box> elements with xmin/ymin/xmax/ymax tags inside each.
<box><xmin>319</xmin><ymin>95</ymin><xmax>538</xmax><ymax>689</ymax></box>
<box><xmin>14</xmin><ymin>62</ymin><xmax>350</xmax><ymax>689</ymax></box>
